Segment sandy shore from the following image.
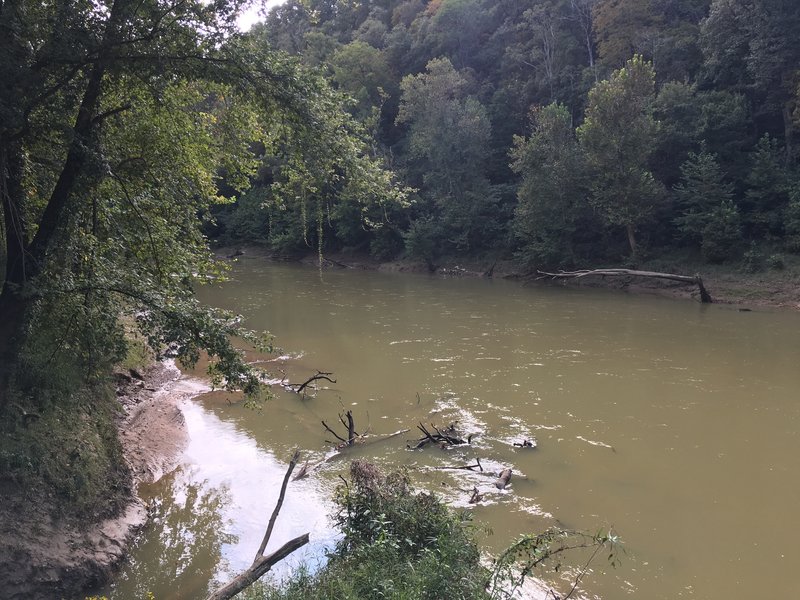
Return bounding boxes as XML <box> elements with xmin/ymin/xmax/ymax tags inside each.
<box><xmin>0</xmin><ymin>361</ymin><xmax>197</xmax><ymax>600</ymax></box>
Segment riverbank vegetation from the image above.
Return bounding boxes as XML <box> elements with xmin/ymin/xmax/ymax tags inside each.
<box><xmin>238</xmin><ymin>461</ymin><xmax>619</xmax><ymax>600</ymax></box>
<box><xmin>214</xmin><ymin>0</ymin><xmax>800</xmax><ymax>278</ymax></box>
<box><xmin>0</xmin><ymin>0</ymin><xmax>796</xmax><ymax>595</ymax></box>
<box><xmin>0</xmin><ymin>1</ymin><xmax>405</xmax><ymax>595</ymax></box>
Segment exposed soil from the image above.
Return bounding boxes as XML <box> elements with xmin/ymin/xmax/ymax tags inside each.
<box><xmin>218</xmin><ymin>245</ymin><xmax>800</xmax><ymax>311</ymax></box>
<box><xmin>0</xmin><ymin>362</ymin><xmax>194</xmax><ymax>600</ymax></box>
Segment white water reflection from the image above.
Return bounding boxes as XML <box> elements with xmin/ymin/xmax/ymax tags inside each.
<box><xmin>104</xmin><ymin>394</ymin><xmax>336</xmax><ymax>599</ymax></box>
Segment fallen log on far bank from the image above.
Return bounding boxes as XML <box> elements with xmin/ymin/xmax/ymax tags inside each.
<box><xmin>536</xmin><ymin>268</ymin><xmax>713</xmax><ymax>303</ymax></box>
<box><xmin>205</xmin><ymin>450</ymin><xmax>309</xmax><ymax>600</ymax></box>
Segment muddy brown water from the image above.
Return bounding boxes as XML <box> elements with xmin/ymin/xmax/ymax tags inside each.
<box><xmin>104</xmin><ymin>260</ymin><xmax>800</xmax><ymax>599</ymax></box>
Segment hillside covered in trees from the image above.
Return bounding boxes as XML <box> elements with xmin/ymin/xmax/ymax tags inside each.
<box><xmin>215</xmin><ymin>0</ymin><xmax>800</xmax><ymax>270</ymax></box>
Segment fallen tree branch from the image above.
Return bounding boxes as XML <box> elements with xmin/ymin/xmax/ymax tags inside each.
<box><xmin>411</xmin><ymin>422</ymin><xmax>470</xmax><ymax>448</ymax></box>
<box><xmin>255</xmin><ymin>449</ymin><xmax>300</xmax><ymax>559</ymax></box>
<box><xmin>426</xmin><ymin>458</ymin><xmax>483</xmax><ymax>472</ymax></box>
<box><xmin>205</xmin><ymin>534</ymin><xmax>310</xmax><ymax>600</ymax></box>
<box><xmin>321</xmin><ymin>410</ymin><xmax>363</xmax><ymax>449</ymax></box>
<box><xmin>205</xmin><ymin>449</ymin><xmax>308</xmax><ymax>600</ymax></box>
<box><xmin>536</xmin><ymin>268</ymin><xmax>713</xmax><ymax>303</ymax></box>
<box><xmin>513</xmin><ymin>439</ymin><xmax>536</xmax><ymax>448</ymax></box>
<box><xmin>290</xmin><ymin>371</ymin><xmax>336</xmax><ymax>395</ymax></box>
<box><xmin>495</xmin><ymin>468</ymin><xmax>513</xmax><ymax>490</ymax></box>
<box><xmin>322</xmin><ymin>419</ymin><xmax>348</xmax><ymax>444</ymax></box>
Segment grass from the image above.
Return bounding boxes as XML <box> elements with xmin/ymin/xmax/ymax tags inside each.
<box><xmin>0</xmin><ymin>383</ymin><xmax>130</xmax><ymax>518</ymax></box>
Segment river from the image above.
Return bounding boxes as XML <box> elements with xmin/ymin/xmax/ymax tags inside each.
<box><xmin>104</xmin><ymin>259</ymin><xmax>800</xmax><ymax>599</ymax></box>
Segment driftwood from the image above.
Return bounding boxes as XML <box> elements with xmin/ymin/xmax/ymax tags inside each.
<box><xmin>495</xmin><ymin>468</ymin><xmax>513</xmax><ymax>490</ymax></box>
<box><xmin>513</xmin><ymin>439</ymin><xmax>536</xmax><ymax>448</ymax></box>
<box><xmin>289</xmin><ymin>371</ymin><xmax>336</xmax><ymax>395</ymax></box>
<box><xmin>536</xmin><ymin>268</ymin><xmax>713</xmax><ymax>303</ymax></box>
<box><xmin>205</xmin><ymin>450</ymin><xmax>309</xmax><ymax>600</ymax></box>
<box><xmin>426</xmin><ymin>458</ymin><xmax>484</xmax><ymax>472</ymax></box>
<box><xmin>321</xmin><ymin>413</ymin><xmax>409</xmax><ymax>453</ymax></box>
<box><xmin>469</xmin><ymin>486</ymin><xmax>483</xmax><ymax>504</ymax></box>
<box><xmin>322</xmin><ymin>410</ymin><xmax>358</xmax><ymax>447</ymax></box>
<box><xmin>322</xmin><ymin>257</ymin><xmax>351</xmax><ymax>269</ymax></box>
<box><xmin>410</xmin><ymin>423</ymin><xmax>472</xmax><ymax>449</ymax></box>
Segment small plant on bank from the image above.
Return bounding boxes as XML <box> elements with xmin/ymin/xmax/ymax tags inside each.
<box><xmin>252</xmin><ymin>460</ymin><xmax>489</xmax><ymax>600</ymax></box>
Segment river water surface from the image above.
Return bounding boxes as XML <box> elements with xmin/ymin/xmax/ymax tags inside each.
<box><xmin>106</xmin><ymin>260</ymin><xmax>800</xmax><ymax>599</ymax></box>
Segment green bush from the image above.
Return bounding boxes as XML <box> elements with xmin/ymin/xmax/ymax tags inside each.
<box><xmin>249</xmin><ymin>461</ymin><xmax>490</xmax><ymax>600</ymax></box>
<box><xmin>741</xmin><ymin>241</ymin><xmax>765</xmax><ymax>273</ymax></box>
<box><xmin>768</xmin><ymin>253</ymin><xmax>785</xmax><ymax>270</ymax></box>
<box><xmin>701</xmin><ymin>200</ymin><xmax>742</xmax><ymax>263</ymax></box>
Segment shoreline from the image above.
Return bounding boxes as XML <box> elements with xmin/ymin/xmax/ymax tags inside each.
<box><xmin>3</xmin><ymin>245</ymin><xmax>796</xmax><ymax>598</ymax></box>
<box><xmin>219</xmin><ymin>245</ymin><xmax>800</xmax><ymax>311</ymax></box>
<box><xmin>0</xmin><ymin>362</ymin><xmax>195</xmax><ymax>600</ymax></box>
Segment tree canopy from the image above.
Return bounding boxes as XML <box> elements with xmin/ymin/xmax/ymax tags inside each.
<box><xmin>0</xmin><ymin>0</ymin><xmax>406</xmax><ymax>409</ymax></box>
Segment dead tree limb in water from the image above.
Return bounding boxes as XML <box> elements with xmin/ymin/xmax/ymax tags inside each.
<box><xmin>469</xmin><ymin>486</ymin><xmax>483</xmax><ymax>504</ymax></box>
<box><xmin>411</xmin><ymin>423</ymin><xmax>469</xmax><ymax>448</ymax></box>
<box><xmin>322</xmin><ymin>410</ymin><xmax>360</xmax><ymax>449</ymax></box>
<box><xmin>205</xmin><ymin>450</ymin><xmax>309</xmax><ymax>600</ymax></box>
<box><xmin>290</xmin><ymin>371</ymin><xmax>336</xmax><ymax>395</ymax></box>
<box><xmin>536</xmin><ymin>269</ymin><xmax>713</xmax><ymax>303</ymax></box>
<box><xmin>427</xmin><ymin>458</ymin><xmax>484</xmax><ymax>472</ymax></box>
<box><xmin>495</xmin><ymin>468</ymin><xmax>513</xmax><ymax>490</ymax></box>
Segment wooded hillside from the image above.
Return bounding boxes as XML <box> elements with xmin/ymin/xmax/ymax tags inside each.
<box><xmin>215</xmin><ymin>0</ymin><xmax>800</xmax><ymax>270</ymax></box>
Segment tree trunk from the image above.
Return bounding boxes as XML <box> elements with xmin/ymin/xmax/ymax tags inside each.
<box><xmin>625</xmin><ymin>223</ymin><xmax>637</xmax><ymax>260</ymax></box>
<box><xmin>535</xmin><ymin>268</ymin><xmax>714</xmax><ymax>303</ymax></box>
<box><xmin>0</xmin><ymin>292</ymin><xmax>28</xmax><ymax>409</ymax></box>
<box><xmin>783</xmin><ymin>101</ymin><xmax>794</xmax><ymax>166</ymax></box>
<box><xmin>1</xmin><ymin>142</ymin><xmax>28</xmax><ymax>286</ymax></box>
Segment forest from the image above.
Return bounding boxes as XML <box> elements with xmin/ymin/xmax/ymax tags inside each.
<box><xmin>213</xmin><ymin>0</ymin><xmax>800</xmax><ymax>271</ymax></box>
<box><xmin>1</xmin><ymin>0</ymin><xmax>799</xmax><ymax>597</ymax></box>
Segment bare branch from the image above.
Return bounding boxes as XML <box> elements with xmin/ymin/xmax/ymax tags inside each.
<box><xmin>255</xmin><ymin>448</ymin><xmax>301</xmax><ymax>560</ymax></box>
<box><xmin>205</xmin><ymin>449</ymin><xmax>309</xmax><ymax>600</ymax></box>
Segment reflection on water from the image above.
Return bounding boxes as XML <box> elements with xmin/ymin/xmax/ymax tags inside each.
<box><xmin>108</xmin><ymin>261</ymin><xmax>800</xmax><ymax>599</ymax></box>
<box><xmin>109</xmin><ymin>472</ymin><xmax>232</xmax><ymax>599</ymax></box>
<box><xmin>102</xmin><ymin>400</ymin><xmax>336</xmax><ymax>599</ymax></box>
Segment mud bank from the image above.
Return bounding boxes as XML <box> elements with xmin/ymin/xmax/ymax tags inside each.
<box><xmin>0</xmin><ymin>362</ymin><xmax>199</xmax><ymax>600</ymax></box>
<box><xmin>217</xmin><ymin>245</ymin><xmax>800</xmax><ymax>311</ymax></box>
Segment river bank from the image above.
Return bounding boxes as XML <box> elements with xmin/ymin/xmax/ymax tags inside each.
<box><xmin>0</xmin><ymin>362</ymin><xmax>194</xmax><ymax>600</ymax></box>
<box><xmin>220</xmin><ymin>245</ymin><xmax>800</xmax><ymax>310</ymax></box>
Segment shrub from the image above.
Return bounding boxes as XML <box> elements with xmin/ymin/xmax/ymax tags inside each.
<box><xmin>701</xmin><ymin>200</ymin><xmax>742</xmax><ymax>263</ymax></box>
<box><xmin>251</xmin><ymin>461</ymin><xmax>489</xmax><ymax>600</ymax></box>
<box><xmin>741</xmin><ymin>241</ymin><xmax>765</xmax><ymax>273</ymax></box>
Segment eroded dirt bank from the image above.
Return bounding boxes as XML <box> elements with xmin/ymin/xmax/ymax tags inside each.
<box><xmin>0</xmin><ymin>361</ymin><xmax>197</xmax><ymax>600</ymax></box>
<box><xmin>219</xmin><ymin>245</ymin><xmax>800</xmax><ymax>311</ymax></box>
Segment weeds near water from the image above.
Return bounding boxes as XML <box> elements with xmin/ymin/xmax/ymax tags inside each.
<box><xmin>240</xmin><ymin>461</ymin><xmax>622</xmax><ymax>600</ymax></box>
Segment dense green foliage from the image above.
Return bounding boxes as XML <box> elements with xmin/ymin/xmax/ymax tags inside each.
<box><xmin>247</xmin><ymin>461</ymin><xmax>490</xmax><ymax>600</ymax></box>
<box><xmin>242</xmin><ymin>461</ymin><xmax>620</xmax><ymax>600</ymax></box>
<box><xmin>0</xmin><ymin>0</ymin><xmax>405</xmax><ymax>513</ymax></box>
<box><xmin>215</xmin><ymin>0</ymin><xmax>800</xmax><ymax>269</ymax></box>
